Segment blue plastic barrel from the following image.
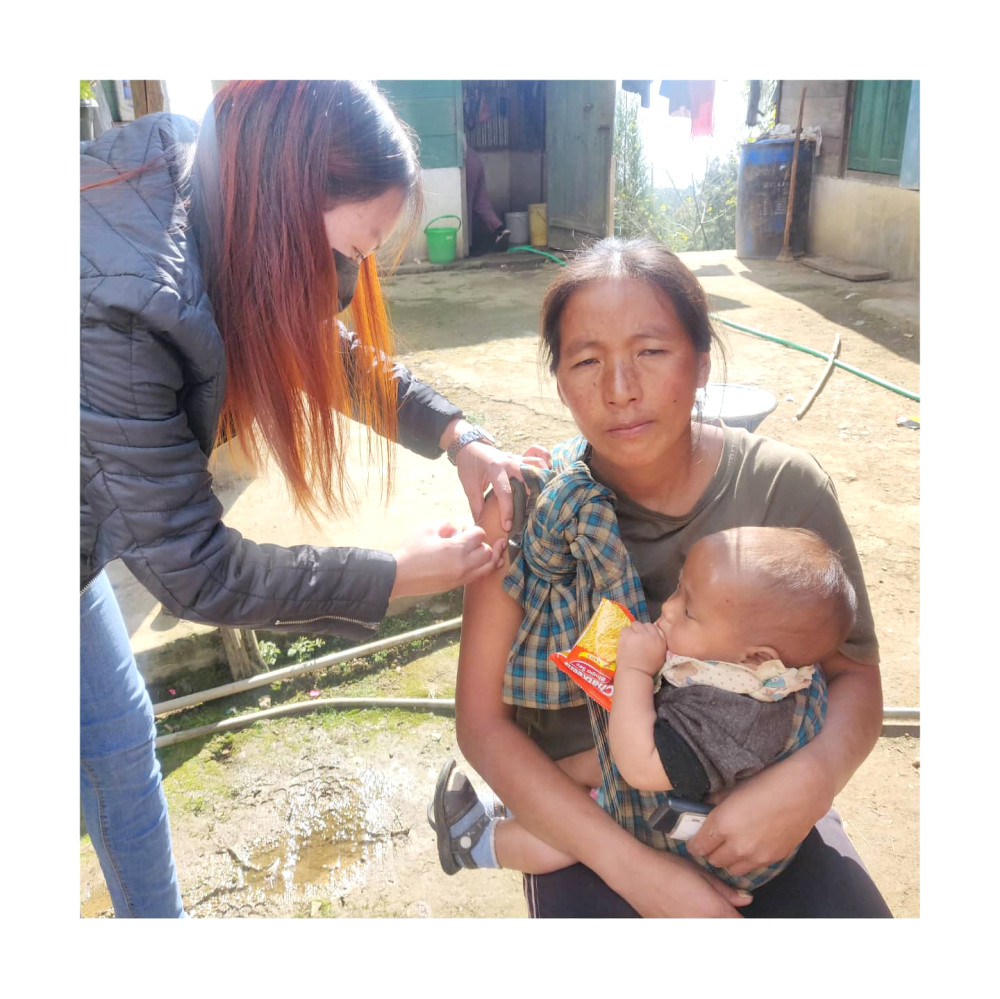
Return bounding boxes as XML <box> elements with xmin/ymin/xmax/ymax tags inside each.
<box><xmin>736</xmin><ymin>139</ymin><xmax>815</xmax><ymax>259</ymax></box>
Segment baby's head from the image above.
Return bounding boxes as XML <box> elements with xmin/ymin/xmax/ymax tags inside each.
<box><xmin>657</xmin><ymin>526</ymin><xmax>857</xmax><ymax>668</ymax></box>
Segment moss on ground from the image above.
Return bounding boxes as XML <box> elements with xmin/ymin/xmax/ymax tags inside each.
<box><xmin>146</xmin><ymin>594</ymin><xmax>464</xmax><ymax>804</ymax></box>
<box><xmin>82</xmin><ymin>599</ymin><xmax>460</xmax><ymax>850</ymax></box>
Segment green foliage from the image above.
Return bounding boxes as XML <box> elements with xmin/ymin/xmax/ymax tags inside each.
<box><xmin>741</xmin><ymin>80</ymin><xmax>779</xmax><ymax>140</ymax></box>
<box><xmin>287</xmin><ymin>637</ymin><xmax>326</xmax><ymax>663</ymax></box>
<box><xmin>613</xmin><ymin>85</ymin><xmax>745</xmax><ymax>253</ymax></box>
<box><xmin>613</xmin><ymin>90</ymin><xmax>672</xmax><ymax>243</ymax></box>
<box><xmin>80</xmin><ymin>80</ymin><xmax>96</xmax><ymax>101</ymax></box>
<box><xmin>256</xmin><ymin>641</ymin><xmax>280</xmax><ymax>668</ymax></box>
<box><xmin>153</xmin><ymin>595</ymin><xmax>466</xmax><ymax>743</ymax></box>
<box><xmin>656</xmin><ymin>153</ymin><xmax>739</xmax><ymax>253</ymax></box>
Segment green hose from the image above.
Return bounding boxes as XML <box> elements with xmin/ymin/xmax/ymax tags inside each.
<box><xmin>709</xmin><ymin>314</ymin><xmax>919</xmax><ymax>403</ymax></box>
<box><xmin>506</xmin><ymin>245</ymin><xmax>569</xmax><ymax>266</ymax></box>
<box><xmin>503</xmin><ymin>246</ymin><xmax>919</xmax><ymax>405</ymax></box>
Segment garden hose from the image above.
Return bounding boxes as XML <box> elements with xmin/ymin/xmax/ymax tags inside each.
<box><xmin>708</xmin><ymin>313</ymin><xmax>919</xmax><ymax>403</ymax></box>
<box><xmin>506</xmin><ymin>245</ymin><xmax>569</xmax><ymax>266</ymax></box>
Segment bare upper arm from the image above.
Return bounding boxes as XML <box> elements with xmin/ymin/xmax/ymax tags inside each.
<box><xmin>455</xmin><ymin>491</ymin><xmax>523</xmax><ymax>741</ymax></box>
<box><xmin>822</xmin><ymin>649</ymin><xmax>881</xmax><ymax>685</ymax></box>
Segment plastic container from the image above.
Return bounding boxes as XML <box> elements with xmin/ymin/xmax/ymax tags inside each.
<box><xmin>505</xmin><ymin>211</ymin><xmax>530</xmax><ymax>246</ymax></box>
<box><xmin>423</xmin><ymin>215</ymin><xmax>461</xmax><ymax>264</ymax></box>
<box><xmin>528</xmin><ymin>203</ymin><xmax>548</xmax><ymax>246</ymax></box>
<box><xmin>736</xmin><ymin>139</ymin><xmax>815</xmax><ymax>259</ymax></box>
<box><xmin>693</xmin><ymin>383</ymin><xmax>777</xmax><ymax>432</ymax></box>
<box><xmin>80</xmin><ymin>99</ymin><xmax>98</xmax><ymax>142</ymax></box>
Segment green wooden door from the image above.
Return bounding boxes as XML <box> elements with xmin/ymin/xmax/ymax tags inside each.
<box><xmin>378</xmin><ymin>80</ymin><xmax>462</xmax><ymax>169</ymax></box>
<box><xmin>847</xmin><ymin>80</ymin><xmax>913</xmax><ymax>176</ymax></box>
<box><xmin>545</xmin><ymin>81</ymin><xmax>615</xmax><ymax>250</ymax></box>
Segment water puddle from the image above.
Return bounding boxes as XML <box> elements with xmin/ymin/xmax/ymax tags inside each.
<box><xmin>219</xmin><ymin>767</ymin><xmax>408</xmax><ymax>913</ymax></box>
<box><xmin>82</xmin><ymin>766</ymin><xmax>410</xmax><ymax>917</ymax></box>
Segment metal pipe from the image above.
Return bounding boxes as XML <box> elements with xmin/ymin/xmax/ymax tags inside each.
<box><xmin>156</xmin><ymin>698</ymin><xmax>919</xmax><ymax>750</ymax></box>
<box><xmin>155</xmin><ymin>697</ymin><xmax>456</xmax><ymax>749</ymax></box>
<box><xmin>151</xmin><ymin>617</ymin><xmax>464</xmax><ymax>716</ymax></box>
<box><xmin>709</xmin><ymin>313</ymin><xmax>920</xmax><ymax>403</ymax></box>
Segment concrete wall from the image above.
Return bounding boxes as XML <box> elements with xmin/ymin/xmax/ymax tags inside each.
<box><xmin>778</xmin><ymin>80</ymin><xmax>919</xmax><ymax>280</ymax></box>
<box><xmin>480</xmin><ymin>150</ymin><xmax>545</xmax><ymax>219</ymax></box>
<box><xmin>382</xmin><ymin>151</ymin><xmax>544</xmax><ymax>265</ymax></box>
<box><xmin>391</xmin><ymin>166</ymin><xmax>467</xmax><ymax>263</ymax></box>
<box><xmin>509</xmin><ymin>150</ymin><xmax>545</xmax><ymax>213</ymax></box>
<box><xmin>778</xmin><ymin>80</ymin><xmax>850</xmax><ymax>177</ymax></box>
<box><xmin>807</xmin><ymin>174</ymin><xmax>919</xmax><ymax>280</ymax></box>
<box><xmin>480</xmin><ymin>150</ymin><xmax>510</xmax><ymax>215</ymax></box>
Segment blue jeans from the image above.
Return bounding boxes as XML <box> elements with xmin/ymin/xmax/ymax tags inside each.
<box><xmin>80</xmin><ymin>571</ymin><xmax>185</xmax><ymax>917</ymax></box>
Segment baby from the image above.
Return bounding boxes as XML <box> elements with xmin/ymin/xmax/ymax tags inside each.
<box><xmin>429</xmin><ymin>526</ymin><xmax>856</xmax><ymax>878</ymax></box>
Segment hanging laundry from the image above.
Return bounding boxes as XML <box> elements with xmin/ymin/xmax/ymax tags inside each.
<box><xmin>622</xmin><ymin>80</ymin><xmax>653</xmax><ymax>108</ymax></box>
<box><xmin>659</xmin><ymin>80</ymin><xmax>690</xmax><ymax>111</ymax></box>
<box><xmin>658</xmin><ymin>80</ymin><xmax>716</xmax><ymax>138</ymax></box>
<box><xmin>688</xmin><ymin>80</ymin><xmax>715</xmax><ymax>137</ymax></box>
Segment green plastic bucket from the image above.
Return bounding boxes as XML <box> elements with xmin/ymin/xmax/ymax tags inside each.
<box><xmin>424</xmin><ymin>214</ymin><xmax>461</xmax><ymax>264</ymax></box>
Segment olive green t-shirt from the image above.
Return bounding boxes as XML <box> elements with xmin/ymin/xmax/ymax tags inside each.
<box><xmin>513</xmin><ymin>425</ymin><xmax>878</xmax><ymax>760</ymax></box>
<box><xmin>599</xmin><ymin>425</ymin><xmax>879</xmax><ymax>666</ymax></box>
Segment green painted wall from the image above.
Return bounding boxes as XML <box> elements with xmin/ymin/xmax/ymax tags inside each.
<box><xmin>378</xmin><ymin>80</ymin><xmax>462</xmax><ymax>169</ymax></box>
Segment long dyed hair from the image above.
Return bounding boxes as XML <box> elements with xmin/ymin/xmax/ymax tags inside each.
<box><xmin>189</xmin><ymin>80</ymin><xmax>421</xmax><ymax>517</ymax></box>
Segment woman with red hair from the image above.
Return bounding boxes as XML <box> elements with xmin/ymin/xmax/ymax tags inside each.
<box><xmin>80</xmin><ymin>80</ymin><xmax>538</xmax><ymax>917</ymax></box>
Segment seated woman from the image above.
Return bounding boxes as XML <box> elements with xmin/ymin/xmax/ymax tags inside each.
<box><xmin>438</xmin><ymin>237</ymin><xmax>892</xmax><ymax>917</ymax></box>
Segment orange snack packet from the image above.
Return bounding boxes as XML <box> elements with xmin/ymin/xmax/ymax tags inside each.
<box><xmin>549</xmin><ymin>598</ymin><xmax>635</xmax><ymax>710</ymax></box>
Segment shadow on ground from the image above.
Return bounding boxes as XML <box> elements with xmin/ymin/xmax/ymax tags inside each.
<box><xmin>733</xmin><ymin>257</ymin><xmax>919</xmax><ymax>365</ymax></box>
<box><xmin>387</xmin><ymin>263</ymin><xmax>553</xmax><ymax>355</ymax></box>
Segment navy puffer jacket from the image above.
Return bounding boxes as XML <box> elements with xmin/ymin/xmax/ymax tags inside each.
<box><xmin>80</xmin><ymin>113</ymin><xmax>461</xmax><ymax>639</ymax></box>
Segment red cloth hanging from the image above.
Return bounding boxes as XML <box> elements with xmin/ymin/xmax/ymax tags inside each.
<box><xmin>688</xmin><ymin>80</ymin><xmax>715</xmax><ymax>138</ymax></box>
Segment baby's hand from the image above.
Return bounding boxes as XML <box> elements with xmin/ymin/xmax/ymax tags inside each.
<box><xmin>616</xmin><ymin>622</ymin><xmax>667</xmax><ymax>677</ymax></box>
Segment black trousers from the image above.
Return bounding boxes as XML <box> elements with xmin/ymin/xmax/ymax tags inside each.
<box><xmin>523</xmin><ymin>809</ymin><xmax>893</xmax><ymax>918</ymax></box>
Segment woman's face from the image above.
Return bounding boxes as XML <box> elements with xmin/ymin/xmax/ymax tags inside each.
<box><xmin>322</xmin><ymin>186</ymin><xmax>407</xmax><ymax>260</ymax></box>
<box><xmin>555</xmin><ymin>277</ymin><xmax>710</xmax><ymax>468</ymax></box>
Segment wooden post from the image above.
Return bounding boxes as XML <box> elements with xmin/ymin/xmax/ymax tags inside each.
<box><xmin>794</xmin><ymin>332</ymin><xmax>841</xmax><ymax>421</ymax></box>
<box><xmin>219</xmin><ymin>627</ymin><xmax>268</xmax><ymax>681</ymax></box>
<box><xmin>777</xmin><ymin>87</ymin><xmax>806</xmax><ymax>262</ymax></box>
<box><xmin>129</xmin><ymin>80</ymin><xmax>167</xmax><ymax>118</ymax></box>
<box><xmin>607</xmin><ymin>154</ymin><xmax>617</xmax><ymax>237</ymax></box>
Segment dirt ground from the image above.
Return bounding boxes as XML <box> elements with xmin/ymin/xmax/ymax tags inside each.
<box><xmin>81</xmin><ymin>251</ymin><xmax>919</xmax><ymax>918</ymax></box>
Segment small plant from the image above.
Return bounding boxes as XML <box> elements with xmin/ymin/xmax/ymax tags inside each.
<box><xmin>257</xmin><ymin>641</ymin><xmax>280</xmax><ymax>668</ymax></box>
<box><xmin>80</xmin><ymin>80</ymin><xmax>97</xmax><ymax>101</ymax></box>
<box><xmin>287</xmin><ymin>636</ymin><xmax>326</xmax><ymax>663</ymax></box>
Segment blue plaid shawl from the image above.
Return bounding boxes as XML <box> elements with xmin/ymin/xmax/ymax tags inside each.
<box><xmin>501</xmin><ymin>435</ymin><xmax>828</xmax><ymax>891</ymax></box>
